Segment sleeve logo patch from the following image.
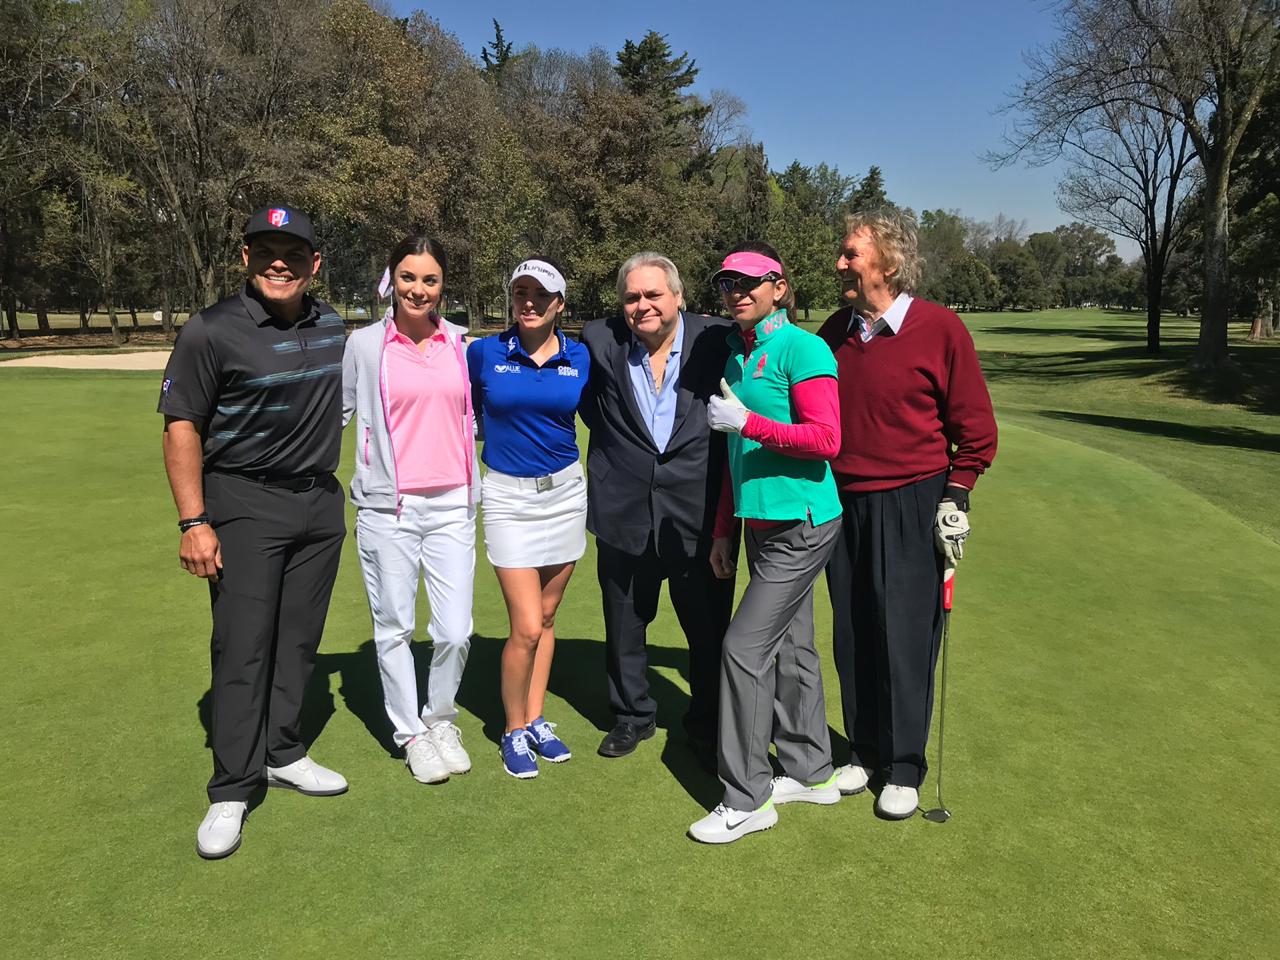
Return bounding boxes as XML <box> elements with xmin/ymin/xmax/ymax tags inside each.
<box><xmin>162</xmin><ymin>378</ymin><xmax>173</xmax><ymax>393</ymax></box>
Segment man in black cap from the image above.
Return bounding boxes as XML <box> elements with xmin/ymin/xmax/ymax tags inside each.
<box><xmin>159</xmin><ymin>205</ymin><xmax>349</xmax><ymax>860</ymax></box>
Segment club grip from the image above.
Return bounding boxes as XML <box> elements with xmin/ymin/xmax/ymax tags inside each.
<box><xmin>942</xmin><ymin>566</ymin><xmax>955</xmax><ymax>611</ymax></box>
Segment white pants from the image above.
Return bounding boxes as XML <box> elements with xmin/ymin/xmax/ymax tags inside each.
<box><xmin>355</xmin><ymin>488</ymin><xmax>476</xmax><ymax>747</ymax></box>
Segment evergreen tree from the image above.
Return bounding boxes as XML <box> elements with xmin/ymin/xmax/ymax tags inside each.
<box><xmin>848</xmin><ymin>165</ymin><xmax>889</xmax><ymax>212</ymax></box>
<box><xmin>480</xmin><ymin>20</ymin><xmax>513</xmax><ymax>82</ymax></box>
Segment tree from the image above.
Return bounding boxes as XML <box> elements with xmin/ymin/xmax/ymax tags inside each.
<box><xmin>614</xmin><ymin>31</ymin><xmax>710</xmax><ymax>147</ymax></box>
<box><xmin>773</xmin><ymin>161</ymin><xmax>839</xmax><ymax>318</ymax></box>
<box><xmin>997</xmin><ymin>0</ymin><xmax>1280</xmax><ymax>369</ymax></box>
<box><xmin>848</xmin><ymin>165</ymin><xmax>888</xmax><ymax>212</ymax></box>
<box><xmin>918</xmin><ymin>209</ymin><xmax>969</xmax><ymax>302</ymax></box>
<box><xmin>1026</xmin><ymin>231</ymin><xmax>1067</xmax><ymax>305</ymax></box>
<box><xmin>988</xmin><ymin>240</ymin><xmax>1047</xmax><ymax>309</ymax></box>
<box><xmin>480</xmin><ymin>19</ymin><xmax>513</xmax><ymax>81</ymax></box>
<box><xmin>1053</xmin><ymin>97</ymin><xmax>1199</xmax><ymax>351</ymax></box>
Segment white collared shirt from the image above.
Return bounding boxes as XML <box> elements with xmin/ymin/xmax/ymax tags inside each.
<box><xmin>850</xmin><ymin>292</ymin><xmax>914</xmax><ymax>341</ymax></box>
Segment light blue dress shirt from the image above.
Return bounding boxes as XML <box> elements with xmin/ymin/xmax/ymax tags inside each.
<box><xmin>626</xmin><ymin>315</ymin><xmax>684</xmax><ymax>452</ymax></box>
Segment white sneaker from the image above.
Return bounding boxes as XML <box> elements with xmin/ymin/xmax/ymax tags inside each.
<box><xmin>405</xmin><ymin>734</ymin><xmax>450</xmax><ymax>784</ymax></box>
<box><xmin>196</xmin><ymin>801</ymin><xmax>246</xmax><ymax>859</ymax></box>
<box><xmin>266</xmin><ymin>755</ymin><xmax>349</xmax><ymax>796</ymax></box>
<box><xmin>688</xmin><ymin>801</ymin><xmax>778</xmax><ymax>844</ymax></box>
<box><xmin>835</xmin><ymin>764</ymin><xmax>871</xmax><ymax>796</ymax></box>
<box><xmin>427</xmin><ymin>721</ymin><xmax>472</xmax><ymax>775</ymax></box>
<box><xmin>876</xmin><ymin>784</ymin><xmax>919</xmax><ymax>820</ymax></box>
<box><xmin>770</xmin><ymin>773</ymin><xmax>840</xmax><ymax>805</ymax></box>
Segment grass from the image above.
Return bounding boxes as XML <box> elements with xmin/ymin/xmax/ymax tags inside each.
<box><xmin>1</xmin><ymin>311</ymin><xmax>1277</xmax><ymax>959</ymax></box>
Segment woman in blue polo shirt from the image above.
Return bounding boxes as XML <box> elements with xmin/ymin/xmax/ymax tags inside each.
<box><xmin>690</xmin><ymin>241</ymin><xmax>844</xmax><ymax>844</ymax></box>
<box><xmin>466</xmin><ymin>257</ymin><xmax>590</xmax><ymax>780</ymax></box>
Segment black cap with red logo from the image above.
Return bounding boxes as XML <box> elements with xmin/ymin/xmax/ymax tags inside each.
<box><xmin>243</xmin><ymin>205</ymin><xmax>317</xmax><ymax>249</ymax></box>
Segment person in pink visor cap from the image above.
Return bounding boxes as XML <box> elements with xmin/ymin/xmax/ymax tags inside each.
<box><xmin>687</xmin><ymin>241</ymin><xmax>844</xmax><ymax>844</ymax></box>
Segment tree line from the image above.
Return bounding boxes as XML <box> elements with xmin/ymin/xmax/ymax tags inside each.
<box><xmin>2</xmin><ymin>0</ymin><xmax>1275</xmax><ymax>359</ymax></box>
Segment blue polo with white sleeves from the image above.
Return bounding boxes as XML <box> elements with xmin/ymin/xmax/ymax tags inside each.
<box><xmin>467</xmin><ymin>327</ymin><xmax>590</xmax><ymax>477</ymax></box>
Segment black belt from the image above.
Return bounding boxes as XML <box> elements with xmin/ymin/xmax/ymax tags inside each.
<box><xmin>209</xmin><ymin>471</ymin><xmax>329</xmax><ymax>492</ymax></box>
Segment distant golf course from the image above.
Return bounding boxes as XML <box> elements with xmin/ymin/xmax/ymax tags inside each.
<box><xmin>1</xmin><ymin>309</ymin><xmax>1276</xmax><ymax>958</ymax></box>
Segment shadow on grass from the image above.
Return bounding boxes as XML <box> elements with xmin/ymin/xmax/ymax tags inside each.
<box><xmin>1042</xmin><ymin>410</ymin><xmax>1280</xmax><ymax>453</ymax></box>
<box><xmin>977</xmin><ymin>317</ymin><xmax>1280</xmax><ymax>416</ymax></box>
<box><xmin>1165</xmin><ymin>348</ymin><xmax>1280</xmax><ymax>416</ymax></box>
<box><xmin>982</xmin><ymin>343</ymin><xmax>1176</xmax><ymax>384</ymax></box>
<box><xmin>196</xmin><ymin>633</ymin><xmax>814</xmax><ymax>808</ymax></box>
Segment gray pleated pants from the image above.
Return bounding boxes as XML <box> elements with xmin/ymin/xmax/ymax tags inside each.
<box><xmin>718</xmin><ymin>516</ymin><xmax>841</xmax><ymax>812</ymax></box>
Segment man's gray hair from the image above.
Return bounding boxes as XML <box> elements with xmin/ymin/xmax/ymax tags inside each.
<box><xmin>616</xmin><ymin>251</ymin><xmax>685</xmax><ymax>304</ymax></box>
<box><xmin>843</xmin><ymin>208</ymin><xmax>924</xmax><ymax>295</ymax></box>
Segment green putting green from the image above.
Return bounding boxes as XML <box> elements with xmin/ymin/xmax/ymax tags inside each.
<box><xmin>1</xmin><ymin>310</ymin><xmax>1276</xmax><ymax>958</ymax></box>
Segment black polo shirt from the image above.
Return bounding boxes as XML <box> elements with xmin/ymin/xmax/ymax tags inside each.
<box><xmin>157</xmin><ymin>283</ymin><xmax>345</xmax><ymax>478</ymax></box>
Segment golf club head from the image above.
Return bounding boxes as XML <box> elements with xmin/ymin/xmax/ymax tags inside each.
<box><xmin>923</xmin><ymin>807</ymin><xmax>951</xmax><ymax>823</ymax></box>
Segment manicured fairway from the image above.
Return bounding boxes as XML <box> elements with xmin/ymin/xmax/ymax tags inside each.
<box><xmin>2</xmin><ymin>311</ymin><xmax>1277</xmax><ymax>959</ymax></box>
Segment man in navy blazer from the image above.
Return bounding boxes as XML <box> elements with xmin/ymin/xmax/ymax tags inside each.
<box><xmin>579</xmin><ymin>252</ymin><xmax>736</xmax><ymax>764</ymax></box>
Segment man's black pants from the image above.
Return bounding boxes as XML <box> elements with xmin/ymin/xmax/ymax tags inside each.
<box><xmin>825</xmin><ymin>472</ymin><xmax>946</xmax><ymax>789</ymax></box>
<box><xmin>203</xmin><ymin>472</ymin><xmax>345</xmax><ymax>802</ymax></box>
<box><xmin>597</xmin><ymin>537</ymin><xmax>733</xmax><ymax>743</ymax></box>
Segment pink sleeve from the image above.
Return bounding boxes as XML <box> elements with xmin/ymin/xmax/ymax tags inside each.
<box><xmin>740</xmin><ymin>375</ymin><xmax>841</xmax><ymax>460</ymax></box>
<box><xmin>712</xmin><ymin>456</ymin><xmax>738</xmax><ymax>539</ymax></box>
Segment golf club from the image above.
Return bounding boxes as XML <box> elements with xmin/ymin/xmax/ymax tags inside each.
<box><xmin>923</xmin><ymin>561</ymin><xmax>955</xmax><ymax>824</ymax></box>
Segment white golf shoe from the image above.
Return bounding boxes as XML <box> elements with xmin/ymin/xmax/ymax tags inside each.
<box><xmin>427</xmin><ymin>721</ymin><xmax>472</xmax><ymax>775</ymax></box>
<box><xmin>196</xmin><ymin>801</ymin><xmax>246</xmax><ymax>860</ymax></box>
<box><xmin>688</xmin><ymin>801</ymin><xmax>778</xmax><ymax>844</ymax></box>
<box><xmin>876</xmin><ymin>784</ymin><xmax>919</xmax><ymax>820</ymax></box>
<box><xmin>405</xmin><ymin>734</ymin><xmax>450</xmax><ymax>784</ymax></box>
<box><xmin>770</xmin><ymin>774</ymin><xmax>841</xmax><ymax>805</ymax></box>
<box><xmin>265</xmin><ymin>755</ymin><xmax>349</xmax><ymax>796</ymax></box>
<box><xmin>835</xmin><ymin>763</ymin><xmax>872</xmax><ymax>796</ymax></box>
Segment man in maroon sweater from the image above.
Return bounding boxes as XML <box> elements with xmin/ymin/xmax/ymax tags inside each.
<box><xmin>816</xmin><ymin>208</ymin><xmax>997</xmax><ymax>820</ymax></box>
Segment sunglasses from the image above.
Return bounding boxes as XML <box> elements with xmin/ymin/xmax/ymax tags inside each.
<box><xmin>716</xmin><ymin>273</ymin><xmax>778</xmax><ymax>295</ymax></box>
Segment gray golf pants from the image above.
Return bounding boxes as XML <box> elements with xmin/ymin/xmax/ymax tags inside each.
<box><xmin>718</xmin><ymin>516</ymin><xmax>841</xmax><ymax>812</ymax></box>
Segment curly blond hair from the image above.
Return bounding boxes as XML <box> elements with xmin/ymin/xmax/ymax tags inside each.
<box><xmin>843</xmin><ymin>208</ymin><xmax>923</xmax><ymax>295</ymax></box>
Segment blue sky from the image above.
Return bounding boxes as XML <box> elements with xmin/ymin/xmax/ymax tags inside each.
<box><xmin>391</xmin><ymin>1</ymin><xmax>1129</xmax><ymax>253</ymax></box>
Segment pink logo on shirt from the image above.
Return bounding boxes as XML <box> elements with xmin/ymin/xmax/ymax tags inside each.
<box><xmin>752</xmin><ymin>353</ymin><xmax>768</xmax><ymax>378</ymax></box>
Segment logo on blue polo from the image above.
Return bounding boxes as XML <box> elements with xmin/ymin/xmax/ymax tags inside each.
<box><xmin>268</xmin><ymin>208</ymin><xmax>290</xmax><ymax>227</ymax></box>
<box><xmin>557</xmin><ymin>367</ymin><xmax>579</xmax><ymax>377</ymax></box>
<box><xmin>493</xmin><ymin>363</ymin><xmax>521</xmax><ymax>374</ymax></box>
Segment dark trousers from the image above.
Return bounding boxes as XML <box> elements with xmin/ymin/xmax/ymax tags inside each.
<box><xmin>826</xmin><ymin>472</ymin><xmax>947</xmax><ymax>789</ymax></box>
<box><xmin>203</xmin><ymin>472</ymin><xmax>346</xmax><ymax>802</ymax></box>
<box><xmin>597</xmin><ymin>537</ymin><xmax>733</xmax><ymax>742</ymax></box>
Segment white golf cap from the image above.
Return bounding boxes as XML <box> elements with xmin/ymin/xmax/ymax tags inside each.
<box><xmin>509</xmin><ymin>259</ymin><xmax>566</xmax><ymax>297</ymax></box>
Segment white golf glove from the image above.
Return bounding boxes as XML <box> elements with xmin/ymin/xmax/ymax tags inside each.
<box><xmin>707</xmin><ymin>378</ymin><xmax>748</xmax><ymax>434</ymax></box>
<box><xmin>934</xmin><ymin>502</ymin><xmax>970</xmax><ymax>564</ymax></box>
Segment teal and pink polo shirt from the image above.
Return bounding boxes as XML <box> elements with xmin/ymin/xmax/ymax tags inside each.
<box><xmin>725</xmin><ymin>310</ymin><xmax>842</xmax><ymax>525</ymax></box>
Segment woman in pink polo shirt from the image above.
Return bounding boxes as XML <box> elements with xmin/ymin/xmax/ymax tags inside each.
<box><xmin>342</xmin><ymin>234</ymin><xmax>478</xmax><ymax>787</ymax></box>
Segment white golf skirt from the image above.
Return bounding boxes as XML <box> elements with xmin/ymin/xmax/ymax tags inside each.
<box><xmin>480</xmin><ymin>461</ymin><xmax>588</xmax><ymax>568</ymax></box>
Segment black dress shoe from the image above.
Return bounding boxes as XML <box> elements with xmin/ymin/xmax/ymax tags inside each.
<box><xmin>597</xmin><ymin>720</ymin><xmax>657</xmax><ymax>757</ymax></box>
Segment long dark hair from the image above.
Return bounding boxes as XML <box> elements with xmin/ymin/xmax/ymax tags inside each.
<box><xmin>726</xmin><ymin>240</ymin><xmax>795</xmax><ymax>318</ymax></box>
<box><xmin>387</xmin><ymin>233</ymin><xmax>448</xmax><ymax>277</ymax></box>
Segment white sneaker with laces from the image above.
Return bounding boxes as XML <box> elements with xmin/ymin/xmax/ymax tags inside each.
<box><xmin>427</xmin><ymin>721</ymin><xmax>472</xmax><ymax>775</ymax></box>
<box><xmin>688</xmin><ymin>801</ymin><xmax>778</xmax><ymax>844</ymax></box>
<box><xmin>265</xmin><ymin>755</ymin><xmax>349</xmax><ymax>796</ymax></box>
<box><xmin>835</xmin><ymin>763</ymin><xmax>872</xmax><ymax>796</ymax></box>
<box><xmin>405</xmin><ymin>734</ymin><xmax>450</xmax><ymax>784</ymax></box>
<box><xmin>770</xmin><ymin>773</ymin><xmax>840</xmax><ymax>805</ymax></box>
<box><xmin>876</xmin><ymin>784</ymin><xmax>919</xmax><ymax>820</ymax></box>
<box><xmin>196</xmin><ymin>801</ymin><xmax>246</xmax><ymax>859</ymax></box>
